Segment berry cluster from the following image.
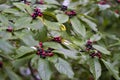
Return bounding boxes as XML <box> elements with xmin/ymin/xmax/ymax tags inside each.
<box><xmin>85</xmin><ymin>40</ymin><xmax>102</xmax><ymax>59</ymax></box>
<box><xmin>0</xmin><ymin>61</ymin><xmax>3</xmax><ymax>68</ymax></box>
<box><xmin>61</xmin><ymin>5</ymin><xmax>67</xmax><ymax>11</ymax></box>
<box><xmin>90</xmin><ymin>51</ymin><xmax>102</xmax><ymax>59</ymax></box>
<box><xmin>65</xmin><ymin>10</ymin><xmax>76</xmax><ymax>18</ymax></box>
<box><xmin>116</xmin><ymin>0</ymin><xmax>120</xmax><ymax>3</ymax></box>
<box><xmin>52</xmin><ymin>36</ymin><xmax>62</xmax><ymax>43</ymax></box>
<box><xmin>85</xmin><ymin>40</ymin><xmax>94</xmax><ymax>51</ymax></box>
<box><xmin>36</xmin><ymin>42</ymin><xmax>54</xmax><ymax>59</ymax></box>
<box><xmin>31</xmin><ymin>8</ymin><xmax>43</xmax><ymax>19</ymax></box>
<box><xmin>6</xmin><ymin>26</ymin><xmax>13</xmax><ymax>32</ymax></box>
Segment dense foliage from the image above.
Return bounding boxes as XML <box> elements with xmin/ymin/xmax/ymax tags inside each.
<box><xmin>0</xmin><ymin>0</ymin><xmax>120</xmax><ymax>80</ymax></box>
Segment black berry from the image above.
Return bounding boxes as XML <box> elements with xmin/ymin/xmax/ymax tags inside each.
<box><xmin>31</xmin><ymin>8</ymin><xmax>43</xmax><ymax>19</ymax></box>
<box><xmin>85</xmin><ymin>40</ymin><xmax>94</xmax><ymax>51</ymax></box>
<box><xmin>116</xmin><ymin>0</ymin><xmax>120</xmax><ymax>3</ymax></box>
<box><xmin>0</xmin><ymin>61</ymin><xmax>3</xmax><ymax>68</ymax></box>
<box><xmin>61</xmin><ymin>5</ymin><xmax>67</xmax><ymax>11</ymax></box>
<box><xmin>89</xmin><ymin>52</ymin><xmax>102</xmax><ymax>59</ymax></box>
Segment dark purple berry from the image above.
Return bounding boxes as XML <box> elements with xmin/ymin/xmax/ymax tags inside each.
<box><xmin>31</xmin><ymin>13</ymin><xmax>37</xmax><ymax>19</ymax></box>
<box><xmin>34</xmin><ymin>8</ymin><xmax>41</xmax><ymax>13</ymax></box>
<box><xmin>6</xmin><ymin>26</ymin><xmax>13</xmax><ymax>32</ymax></box>
<box><xmin>53</xmin><ymin>37</ymin><xmax>62</xmax><ymax>43</ymax></box>
<box><xmin>40</xmin><ymin>55</ymin><xmax>46</xmax><ymax>59</ymax></box>
<box><xmin>116</xmin><ymin>0</ymin><xmax>120</xmax><ymax>3</ymax></box>
<box><xmin>47</xmin><ymin>52</ymin><xmax>54</xmax><ymax>57</ymax></box>
<box><xmin>89</xmin><ymin>53</ymin><xmax>96</xmax><ymax>58</ymax></box>
<box><xmin>65</xmin><ymin>10</ymin><xmax>76</xmax><ymax>18</ymax></box>
<box><xmin>48</xmin><ymin>48</ymin><xmax>54</xmax><ymax>51</ymax></box>
<box><xmin>31</xmin><ymin>8</ymin><xmax>43</xmax><ymax>19</ymax></box>
<box><xmin>61</xmin><ymin>5</ymin><xmax>67</xmax><ymax>11</ymax></box>
<box><xmin>0</xmin><ymin>61</ymin><xmax>3</xmax><ymax>68</ymax></box>
<box><xmin>38</xmin><ymin>12</ymin><xmax>43</xmax><ymax>17</ymax></box>
<box><xmin>96</xmin><ymin>52</ymin><xmax>102</xmax><ymax>59</ymax></box>
<box><xmin>39</xmin><ymin>42</ymin><xmax>43</xmax><ymax>48</ymax></box>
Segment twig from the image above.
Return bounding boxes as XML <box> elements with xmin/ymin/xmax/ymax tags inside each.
<box><xmin>28</xmin><ymin>59</ymin><xmax>41</xmax><ymax>80</ymax></box>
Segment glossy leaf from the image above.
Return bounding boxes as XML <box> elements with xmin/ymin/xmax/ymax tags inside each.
<box><xmin>89</xmin><ymin>58</ymin><xmax>101</xmax><ymax>80</ymax></box>
<box><xmin>56</xmin><ymin>14</ymin><xmax>69</xmax><ymax>23</ymax></box>
<box><xmin>5</xmin><ymin>67</ymin><xmax>22</xmax><ymax>80</ymax></box>
<box><xmin>70</xmin><ymin>17</ymin><xmax>86</xmax><ymax>37</ymax></box>
<box><xmin>15</xmin><ymin>46</ymin><xmax>34</xmax><ymax>58</ymax></box>
<box><xmin>55</xmin><ymin>58</ymin><xmax>74</xmax><ymax>78</ymax></box>
<box><xmin>102</xmin><ymin>59</ymin><xmax>120</xmax><ymax>80</ymax></box>
<box><xmin>38</xmin><ymin>59</ymin><xmax>52</xmax><ymax>80</ymax></box>
<box><xmin>93</xmin><ymin>45</ymin><xmax>110</xmax><ymax>55</ymax></box>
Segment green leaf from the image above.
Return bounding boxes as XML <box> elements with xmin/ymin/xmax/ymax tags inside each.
<box><xmin>0</xmin><ymin>31</ymin><xmax>12</xmax><ymax>40</ymax></box>
<box><xmin>15</xmin><ymin>46</ymin><xmax>35</xmax><ymax>58</ymax></box>
<box><xmin>56</xmin><ymin>14</ymin><xmax>69</xmax><ymax>23</ymax></box>
<box><xmin>30</xmin><ymin>20</ymin><xmax>47</xmax><ymax>41</ymax></box>
<box><xmin>3</xmin><ymin>9</ymin><xmax>21</xmax><ymax>16</ymax></box>
<box><xmin>0</xmin><ymin>39</ymin><xmax>14</xmax><ymax>54</ymax></box>
<box><xmin>44</xmin><ymin>20</ymin><xmax>60</xmax><ymax>31</ymax></box>
<box><xmin>44</xmin><ymin>0</ymin><xmax>59</xmax><ymax>5</ymax></box>
<box><xmin>0</xmin><ymin>15</ymin><xmax>9</xmax><ymax>26</ymax></box>
<box><xmin>93</xmin><ymin>45</ymin><xmax>110</xmax><ymax>55</ymax></box>
<box><xmin>90</xmin><ymin>34</ymin><xmax>101</xmax><ymax>41</ymax></box>
<box><xmin>102</xmin><ymin>59</ymin><xmax>120</xmax><ymax>80</ymax></box>
<box><xmin>43</xmin><ymin>42</ymin><xmax>63</xmax><ymax>49</ymax></box>
<box><xmin>5</xmin><ymin>67</ymin><xmax>22</xmax><ymax>80</ymax></box>
<box><xmin>13</xmin><ymin>3</ymin><xmax>32</xmax><ymax>13</ymax></box>
<box><xmin>20</xmin><ymin>34</ymin><xmax>38</xmax><ymax>47</ymax></box>
<box><xmin>89</xmin><ymin>58</ymin><xmax>101</xmax><ymax>80</ymax></box>
<box><xmin>55</xmin><ymin>58</ymin><xmax>74</xmax><ymax>78</ymax></box>
<box><xmin>30</xmin><ymin>19</ymin><xmax>44</xmax><ymax>30</ymax></box>
<box><xmin>80</xmin><ymin>16</ymin><xmax>98</xmax><ymax>32</ymax></box>
<box><xmin>38</xmin><ymin>59</ymin><xmax>52</xmax><ymax>80</ymax></box>
<box><xmin>13</xmin><ymin>54</ymin><xmax>34</xmax><ymax>68</ymax></box>
<box><xmin>53</xmin><ymin>49</ymin><xmax>78</xmax><ymax>59</ymax></box>
<box><xmin>14</xmin><ymin>17</ymin><xmax>32</xmax><ymax>30</ymax></box>
<box><xmin>70</xmin><ymin>17</ymin><xmax>86</xmax><ymax>37</ymax></box>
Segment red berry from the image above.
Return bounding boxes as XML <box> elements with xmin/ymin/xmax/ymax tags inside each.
<box><xmin>39</xmin><ymin>42</ymin><xmax>43</xmax><ymax>48</ymax></box>
<box><xmin>42</xmin><ymin>51</ymin><xmax>46</xmax><ymax>55</ymax></box>
<box><xmin>38</xmin><ymin>12</ymin><xmax>43</xmax><ymax>17</ymax></box>
<box><xmin>47</xmin><ymin>52</ymin><xmax>54</xmax><ymax>57</ymax></box>
<box><xmin>96</xmin><ymin>52</ymin><xmax>102</xmax><ymax>59</ymax></box>
<box><xmin>53</xmin><ymin>37</ymin><xmax>62</xmax><ymax>43</ymax></box>
<box><xmin>115</xmin><ymin>10</ymin><xmax>119</xmax><ymax>14</ymax></box>
<box><xmin>87</xmin><ymin>40</ymin><xmax>92</xmax><ymax>44</ymax></box>
<box><xmin>90</xmin><ymin>53</ymin><xmax>96</xmax><ymax>58</ymax></box>
<box><xmin>34</xmin><ymin>8</ymin><xmax>41</xmax><ymax>12</ymax></box>
<box><xmin>31</xmin><ymin>13</ymin><xmax>37</xmax><ymax>19</ymax></box>
<box><xmin>117</xmin><ymin>0</ymin><xmax>120</xmax><ymax>3</ymax></box>
<box><xmin>6</xmin><ymin>26</ymin><xmax>13</xmax><ymax>32</ymax></box>
<box><xmin>71</xmin><ymin>10</ymin><xmax>76</xmax><ymax>16</ymax></box>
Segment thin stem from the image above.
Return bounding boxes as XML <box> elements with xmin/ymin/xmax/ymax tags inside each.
<box><xmin>28</xmin><ymin>59</ymin><xmax>41</xmax><ymax>80</ymax></box>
